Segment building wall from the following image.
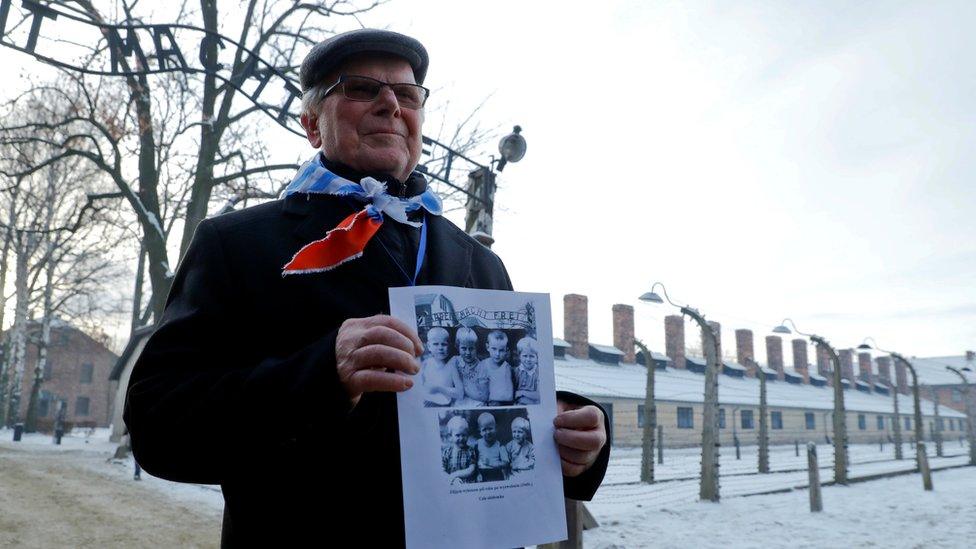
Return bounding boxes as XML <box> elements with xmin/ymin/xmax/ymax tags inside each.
<box><xmin>592</xmin><ymin>397</ymin><xmax>964</xmax><ymax>448</ymax></box>
<box><xmin>15</xmin><ymin>325</ymin><xmax>118</xmax><ymax>430</ymax></box>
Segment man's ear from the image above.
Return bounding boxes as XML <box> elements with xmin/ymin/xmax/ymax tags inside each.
<box><xmin>300</xmin><ymin>112</ymin><xmax>322</xmax><ymax>148</ymax></box>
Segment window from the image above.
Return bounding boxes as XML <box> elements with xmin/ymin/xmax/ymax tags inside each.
<box><xmin>741</xmin><ymin>410</ymin><xmax>754</xmax><ymax>429</ymax></box>
<box><xmin>858</xmin><ymin>414</ymin><xmax>866</xmax><ymax>430</ymax></box>
<box><xmin>904</xmin><ymin>417</ymin><xmax>912</xmax><ymax>430</ymax></box>
<box><xmin>771</xmin><ymin>411</ymin><xmax>783</xmax><ymax>430</ymax></box>
<box><xmin>805</xmin><ymin>412</ymin><xmax>815</xmax><ymax>430</ymax></box>
<box><xmin>877</xmin><ymin>415</ymin><xmax>885</xmax><ymax>430</ymax></box>
<box><xmin>75</xmin><ymin>396</ymin><xmax>90</xmax><ymax>416</ymax></box>
<box><xmin>637</xmin><ymin>404</ymin><xmax>652</xmax><ymax>428</ymax></box>
<box><xmin>718</xmin><ymin>408</ymin><xmax>726</xmax><ymax>429</ymax></box>
<box><xmin>37</xmin><ymin>391</ymin><xmax>52</xmax><ymax>417</ymax></box>
<box><xmin>79</xmin><ymin>363</ymin><xmax>94</xmax><ymax>384</ymax></box>
<box><xmin>677</xmin><ymin>407</ymin><xmax>694</xmax><ymax>429</ymax></box>
<box><xmin>43</xmin><ymin>361</ymin><xmax>54</xmax><ymax>380</ymax></box>
<box><xmin>937</xmin><ymin>418</ymin><xmax>945</xmax><ymax>431</ymax></box>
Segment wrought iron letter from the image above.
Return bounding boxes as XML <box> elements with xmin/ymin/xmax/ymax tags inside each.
<box><xmin>23</xmin><ymin>0</ymin><xmax>58</xmax><ymax>53</ymax></box>
<box><xmin>106</xmin><ymin>26</ymin><xmax>149</xmax><ymax>73</ymax></box>
<box><xmin>151</xmin><ymin>25</ymin><xmax>188</xmax><ymax>70</ymax></box>
<box><xmin>198</xmin><ymin>33</ymin><xmax>225</xmax><ymax>71</ymax></box>
<box><xmin>0</xmin><ymin>0</ymin><xmax>12</xmax><ymax>41</ymax></box>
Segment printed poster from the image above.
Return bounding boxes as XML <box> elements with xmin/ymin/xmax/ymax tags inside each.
<box><xmin>390</xmin><ymin>285</ymin><xmax>567</xmax><ymax>549</ymax></box>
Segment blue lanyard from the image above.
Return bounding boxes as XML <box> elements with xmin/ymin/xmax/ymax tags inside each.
<box><xmin>412</xmin><ymin>217</ymin><xmax>428</xmax><ymax>286</ymax></box>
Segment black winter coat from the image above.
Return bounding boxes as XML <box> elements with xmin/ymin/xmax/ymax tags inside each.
<box><xmin>125</xmin><ymin>190</ymin><xmax>609</xmax><ymax>547</ymax></box>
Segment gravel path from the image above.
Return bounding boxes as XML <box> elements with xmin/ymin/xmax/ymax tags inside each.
<box><xmin>0</xmin><ymin>442</ymin><xmax>222</xmax><ymax>548</ymax></box>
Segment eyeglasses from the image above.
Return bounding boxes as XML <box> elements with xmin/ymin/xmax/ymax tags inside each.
<box><xmin>323</xmin><ymin>75</ymin><xmax>430</xmax><ymax>109</ymax></box>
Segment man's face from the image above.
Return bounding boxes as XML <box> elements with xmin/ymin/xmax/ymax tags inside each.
<box><xmin>458</xmin><ymin>342</ymin><xmax>477</xmax><ymax>363</ymax></box>
<box><xmin>487</xmin><ymin>341</ymin><xmax>507</xmax><ymax>364</ymax></box>
<box><xmin>301</xmin><ymin>54</ymin><xmax>423</xmax><ymax>182</ymax></box>
<box><xmin>427</xmin><ymin>332</ymin><xmax>449</xmax><ymax>361</ymax></box>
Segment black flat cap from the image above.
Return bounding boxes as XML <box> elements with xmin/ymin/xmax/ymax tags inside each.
<box><xmin>300</xmin><ymin>28</ymin><xmax>429</xmax><ymax>91</ymax></box>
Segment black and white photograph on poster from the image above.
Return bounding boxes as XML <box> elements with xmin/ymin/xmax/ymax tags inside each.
<box><xmin>414</xmin><ymin>293</ymin><xmax>542</xmax><ymax>407</ymax></box>
<box><xmin>391</xmin><ymin>286</ymin><xmax>565</xmax><ymax>549</ymax></box>
<box><xmin>440</xmin><ymin>408</ymin><xmax>536</xmax><ymax>485</ymax></box>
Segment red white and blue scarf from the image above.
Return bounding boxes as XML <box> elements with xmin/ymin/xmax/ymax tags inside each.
<box><xmin>280</xmin><ymin>156</ymin><xmax>442</xmax><ymax>276</ymax></box>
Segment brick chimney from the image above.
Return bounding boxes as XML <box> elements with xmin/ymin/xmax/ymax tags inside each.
<box><xmin>876</xmin><ymin>356</ymin><xmax>892</xmax><ymax>386</ymax></box>
<box><xmin>839</xmin><ymin>349</ymin><xmax>855</xmax><ymax>385</ymax></box>
<box><xmin>665</xmin><ymin>315</ymin><xmax>686</xmax><ymax>369</ymax></box>
<box><xmin>792</xmin><ymin>339</ymin><xmax>810</xmax><ymax>384</ymax></box>
<box><xmin>735</xmin><ymin>329</ymin><xmax>756</xmax><ymax>377</ymax></box>
<box><xmin>564</xmin><ymin>294</ymin><xmax>588</xmax><ymax>359</ymax></box>
<box><xmin>612</xmin><ymin>304</ymin><xmax>635</xmax><ymax>363</ymax></box>
<box><xmin>704</xmin><ymin>321</ymin><xmax>722</xmax><ymax>364</ymax></box>
<box><xmin>816</xmin><ymin>344</ymin><xmax>832</xmax><ymax>386</ymax></box>
<box><xmin>765</xmin><ymin>335</ymin><xmax>785</xmax><ymax>381</ymax></box>
<box><xmin>858</xmin><ymin>352</ymin><xmax>874</xmax><ymax>389</ymax></box>
<box><xmin>894</xmin><ymin>359</ymin><xmax>909</xmax><ymax>395</ymax></box>
<box><xmin>967</xmin><ymin>350</ymin><xmax>975</xmax><ymax>362</ymax></box>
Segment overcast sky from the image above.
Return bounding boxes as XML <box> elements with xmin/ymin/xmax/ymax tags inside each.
<box><xmin>4</xmin><ymin>1</ymin><xmax>974</xmax><ymax>361</ymax></box>
<box><xmin>356</xmin><ymin>0</ymin><xmax>975</xmax><ymax>362</ymax></box>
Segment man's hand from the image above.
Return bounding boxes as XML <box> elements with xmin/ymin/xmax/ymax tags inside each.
<box><xmin>335</xmin><ymin>315</ymin><xmax>424</xmax><ymax>407</ymax></box>
<box><xmin>554</xmin><ymin>401</ymin><xmax>607</xmax><ymax>477</ymax></box>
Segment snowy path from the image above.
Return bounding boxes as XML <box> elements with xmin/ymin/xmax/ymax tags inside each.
<box><xmin>585</xmin><ymin>467</ymin><xmax>976</xmax><ymax>548</ymax></box>
<box><xmin>0</xmin><ymin>430</ymin><xmax>223</xmax><ymax>548</ymax></box>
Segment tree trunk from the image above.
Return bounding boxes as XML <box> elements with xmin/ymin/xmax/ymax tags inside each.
<box><xmin>3</xmin><ymin>234</ymin><xmax>32</xmax><ymax>427</ymax></box>
<box><xmin>25</xmin><ymin>235</ymin><xmax>56</xmax><ymax>432</ymax></box>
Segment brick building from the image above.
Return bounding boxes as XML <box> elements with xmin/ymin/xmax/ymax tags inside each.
<box><xmin>910</xmin><ymin>353</ymin><xmax>976</xmax><ymax>416</ymax></box>
<box><xmin>554</xmin><ymin>293</ymin><xmax>965</xmax><ymax>448</ymax></box>
<box><xmin>11</xmin><ymin>321</ymin><xmax>119</xmax><ymax>430</ymax></box>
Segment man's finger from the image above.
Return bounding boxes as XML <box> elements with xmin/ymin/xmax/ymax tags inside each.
<box><xmin>357</xmin><ymin>325</ymin><xmax>423</xmax><ymax>358</ymax></box>
<box><xmin>361</xmin><ymin>315</ymin><xmax>424</xmax><ymax>355</ymax></box>
<box><xmin>554</xmin><ymin>427</ymin><xmax>605</xmax><ymax>451</ymax></box>
<box><xmin>553</xmin><ymin>405</ymin><xmax>603</xmax><ymax>430</ymax></box>
<box><xmin>350</xmin><ymin>369</ymin><xmax>414</xmax><ymax>394</ymax></box>
<box><xmin>349</xmin><ymin>344</ymin><xmax>420</xmax><ymax>375</ymax></box>
<box><xmin>556</xmin><ymin>445</ymin><xmax>598</xmax><ymax>466</ymax></box>
<box><xmin>560</xmin><ymin>459</ymin><xmax>587</xmax><ymax>478</ymax></box>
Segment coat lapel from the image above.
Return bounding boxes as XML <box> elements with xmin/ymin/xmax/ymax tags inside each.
<box><xmin>420</xmin><ymin>215</ymin><xmax>472</xmax><ymax>287</ymax></box>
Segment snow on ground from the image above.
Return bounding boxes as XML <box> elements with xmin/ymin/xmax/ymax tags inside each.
<box><xmin>585</xmin><ymin>467</ymin><xmax>976</xmax><ymax>548</ymax></box>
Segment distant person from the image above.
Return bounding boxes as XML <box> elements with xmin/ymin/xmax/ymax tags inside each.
<box><xmin>482</xmin><ymin>330</ymin><xmax>514</xmax><ymax>406</ymax></box>
<box><xmin>506</xmin><ymin>417</ymin><xmax>535</xmax><ymax>476</ymax></box>
<box><xmin>450</xmin><ymin>327</ymin><xmax>488</xmax><ymax>406</ymax></box>
<box><xmin>514</xmin><ymin>336</ymin><xmax>541</xmax><ymax>405</ymax></box>
<box><xmin>442</xmin><ymin>415</ymin><xmax>477</xmax><ymax>484</ymax></box>
<box><xmin>476</xmin><ymin>412</ymin><xmax>510</xmax><ymax>481</ymax></box>
<box><xmin>420</xmin><ymin>327</ymin><xmax>463</xmax><ymax>406</ymax></box>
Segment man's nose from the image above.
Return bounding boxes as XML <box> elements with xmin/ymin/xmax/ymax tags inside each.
<box><xmin>372</xmin><ymin>85</ymin><xmax>401</xmax><ymax>117</ymax></box>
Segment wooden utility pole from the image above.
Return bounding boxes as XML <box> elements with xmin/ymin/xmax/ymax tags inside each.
<box><xmin>755</xmin><ymin>360</ymin><xmax>770</xmax><ymax>474</ymax></box>
<box><xmin>807</xmin><ymin>442</ymin><xmax>822</xmax><ymax>512</ymax></box>
<box><xmin>695</xmin><ymin>312</ymin><xmax>721</xmax><ymax>502</ymax></box>
<box><xmin>635</xmin><ymin>340</ymin><xmax>657</xmax><ymax>483</ymax></box>
<box><xmin>932</xmin><ymin>395</ymin><xmax>944</xmax><ymax>457</ymax></box>
<box><xmin>917</xmin><ymin>442</ymin><xmax>933</xmax><ymax>491</ymax></box>
<box><xmin>945</xmin><ymin>366</ymin><xmax>976</xmax><ymax>466</ymax></box>
<box><xmin>892</xmin><ymin>387</ymin><xmax>904</xmax><ymax>460</ymax></box>
<box><xmin>812</xmin><ymin>336</ymin><xmax>848</xmax><ymax>484</ymax></box>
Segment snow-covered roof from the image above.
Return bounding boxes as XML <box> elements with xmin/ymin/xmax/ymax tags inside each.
<box><xmin>809</xmin><ymin>373</ymin><xmax>827</xmax><ymax>382</ymax></box>
<box><xmin>685</xmin><ymin>356</ymin><xmax>706</xmax><ymax>367</ymax></box>
<box><xmin>910</xmin><ymin>355</ymin><xmax>976</xmax><ymax>385</ymax></box>
<box><xmin>554</xmin><ymin>355</ymin><xmax>963</xmax><ymax>417</ymax></box>
<box><xmin>723</xmin><ymin>361</ymin><xmax>747</xmax><ymax>371</ymax></box>
<box><xmin>590</xmin><ymin>343</ymin><xmax>624</xmax><ymax>356</ymax></box>
<box><xmin>651</xmin><ymin>351</ymin><xmax>670</xmax><ymax>362</ymax></box>
<box><xmin>553</xmin><ymin>338</ymin><xmax>571</xmax><ymax>348</ymax></box>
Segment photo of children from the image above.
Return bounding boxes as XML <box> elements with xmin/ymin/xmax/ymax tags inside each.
<box><xmin>438</xmin><ymin>409</ymin><xmax>536</xmax><ymax>484</ymax></box>
<box><xmin>414</xmin><ymin>294</ymin><xmax>545</xmax><ymax>408</ymax></box>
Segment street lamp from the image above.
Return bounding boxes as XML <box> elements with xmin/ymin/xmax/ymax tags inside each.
<box><xmin>773</xmin><ymin>319</ymin><xmax>848</xmax><ymax>484</ymax></box>
<box><xmin>858</xmin><ymin>338</ymin><xmax>925</xmax><ymax>472</ymax></box>
<box><xmin>463</xmin><ymin>126</ymin><xmax>527</xmax><ymax>247</ymax></box>
<box><xmin>945</xmin><ymin>365</ymin><xmax>975</xmax><ymax>465</ymax></box>
<box><xmin>641</xmin><ymin>282</ymin><xmax>721</xmax><ymax>502</ymax></box>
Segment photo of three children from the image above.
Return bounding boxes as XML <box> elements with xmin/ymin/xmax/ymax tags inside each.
<box><xmin>419</xmin><ymin>327</ymin><xmax>541</xmax><ymax>408</ymax></box>
<box><xmin>439</xmin><ymin>409</ymin><xmax>536</xmax><ymax>485</ymax></box>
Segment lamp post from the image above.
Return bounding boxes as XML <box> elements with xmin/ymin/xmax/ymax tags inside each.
<box><xmin>774</xmin><ymin>320</ymin><xmax>848</xmax><ymax>484</ymax></box>
<box><xmin>945</xmin><ymin>366</ymin><xmax>975</xmax><ymax>465</ymax></box>
<box><xmin>634</xmin><ymin>338</ymin><xmax>657</xmax><ymax>483</ymax></box>
<box><xmin>932</xmin><ymin>393</ymin><xmax>944</xmax><ymax>457</ymax></box>
<box><xmin>859</xmin><ymin>338</ymin><xmax>925</xmax><ymax>472</ymax></box>
<box><xmin>641</xmin><ymin>283</ymin><xmax>721</xmax><ymax>502</ymax></box>
<box><xmin>461</xmin><ymin>126</ymin><xmax>527</xmax><ymax>248</ymax></box>
<box><xmin>890</xmin><ymin>380</ymin><xmax>904</xmax><ymax>460</ymax></box>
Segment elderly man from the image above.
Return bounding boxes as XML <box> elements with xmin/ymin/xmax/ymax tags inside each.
<box><xmin>125</xmin><ymin>29</ymin><xmax>609</xmax><ymax>547</ymax></box>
